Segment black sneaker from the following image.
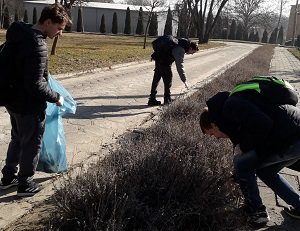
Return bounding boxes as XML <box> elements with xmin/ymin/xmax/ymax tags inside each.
<box><xmin>248</xmin><ymin>205</ymin><xmax>270</xmax><ymax>224</ymax></box>
<box><xmin>284</xmin><ymin>206</ymin><xmax>300</xmax><ymax>219</ymax></box>
<box><xmin>0</xmin><ymin>176</ymin><xmax>18</xmax><ymax>189</ymax></box>
<box><xmin>17</xmin><ymin>182</ymin><xmax>41</xmax><ymax>197</ymax></box>
<box><xmin>148</xmin><ymin>98</ymin><xmax>161</xmax><ymax>106</ymax></box>
<box><xmin>164</xmin><ymin>97</ymin><xmax>174</xmax><ymax>105</ymax></box>
<box><xmin>240</xmin><ymin>204</ymin><xmax>253</xmax><ymax>215</ymax></box>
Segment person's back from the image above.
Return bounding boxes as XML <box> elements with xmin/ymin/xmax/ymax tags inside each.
<box><xmin>201</xmin><ymin>87</ymin><xmax>300</xmax><ymax>225</ymax></box>
<box><xmin>5</xmin><ymin>21</ymin><xmax>58</xmax><ymax>114</ymax></box>
<box><xmin>222</xmin><ymin>91</ymin><xmax>300</xmax><ymax>160</ymax></box>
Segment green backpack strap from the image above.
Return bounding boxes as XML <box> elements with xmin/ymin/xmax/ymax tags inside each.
<box><xmin>229</xmin><ymin>76</ymin><xmax>286</xmax><ymax>97</ymax></box>
<box><xmin>230</xmin><ymin>82</ymin><xmax>260</xmax><ymax>96</ymax></box>
<box><xmin>252</xmin><ymin>76</ymin><xmax>285</xmax><ymax>85</ymax></box>
<box><xmin>229</xmin><ymin>76</ymin><xmax>298</xmax><ymax>106</ymax></box>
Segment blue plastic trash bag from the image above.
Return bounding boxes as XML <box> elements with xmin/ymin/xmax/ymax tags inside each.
<box><xmin>36</xmin><ymin>74</ymin><xmax>77</xmax><ymax>173</ymax></box>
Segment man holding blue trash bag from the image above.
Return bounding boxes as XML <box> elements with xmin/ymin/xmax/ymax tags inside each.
<box><xmin>0</xmin><ymin>4</ymin><xmax>72</xmax><ymax>197</ymax></box>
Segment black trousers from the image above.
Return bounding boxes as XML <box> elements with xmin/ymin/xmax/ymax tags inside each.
<box><xmin>2</xmin><ymin>110</ymin><xmax>45</xmax><ymax>186</ymax></box>
<box><xmin>150</xmin><ymin>61</ymin><xmax>172</xmax><ymax>99</ymax></box>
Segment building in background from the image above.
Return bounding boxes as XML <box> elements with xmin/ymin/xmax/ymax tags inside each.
<box><xmin>24</xmin><ymin>0</ymin><xmax>169</xmax><ymax>35</ymax></box>
<box><xmin>286</xmin><ymin>4</ymin><xmax>300</xmax><ymax>41</ymax></box>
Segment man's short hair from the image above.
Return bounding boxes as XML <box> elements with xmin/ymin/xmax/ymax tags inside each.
<box><xmin>190</xmin><ymin>41</ymin><xmax>199</xmax><ymax>51</ymax></box>
<box><xmin>199</xmin><ymin>107</ymin><xmax>213</xmax><ymax>133</ymax></box>
<box><xmin>39</xmin><ymin>3</ymin><xmax>72</xmax><ymax>26</ymax></box>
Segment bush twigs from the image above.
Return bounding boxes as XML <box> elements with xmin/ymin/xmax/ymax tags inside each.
<box><xmin>51</xmin><ymin>45</ymin><xmax>275</xmax><ymax>231</ymax></box>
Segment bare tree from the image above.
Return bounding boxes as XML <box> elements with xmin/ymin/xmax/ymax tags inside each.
<box><xmin>231</xmin><ymin>0</ymin><xmax>265</xmax><ymax>40</ymax></box>
<box><xmin>256</xmin><ymin>10</ymin><xmax>278</xmax><ymax>31</ymax></box>
<box><xmin>232</xmin><ymin>0</ymin><xmax>290</xmax><ymax>42</ymax></box>
<box><xmin>186</xmin><ymin>0</ymin><xmax>229</xmax><ymax>44</ymax></box>
<box><xmin>0</xmin><ymin>0</ymin><xmax>23</xmax><ymax>28</ymax></box>
<box><xmin>276</xmin><ymin>0</ymin><xmax>284</xmax><ymax>28</ymax></box>
<box><xmin>173</xmin><ymin>0</ymin><xmax>193</xmax><ymax>38</ymax></box>
<box><xmin>52</xmin><ymin>0</ymin><xmax>88</xmax><ymax>55</ymax></box>
<box><xmin>263</xmin><ymin>0</ymin><xmax>289</xmax><ymax>32</ymax></box>
<box><xmin>141</xmin><ymin>0</ymin><xmax>167</xmax><ymax>49</ymax></box>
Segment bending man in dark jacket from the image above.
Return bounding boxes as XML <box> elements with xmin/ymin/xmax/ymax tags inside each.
<box><xmin>200</xmin><ymin>90</ymin><xmax>300</xmax><ymax>224</ymax></box>
<box><xmin>148</xmin><ymin>38</ymin><xmax>199</xmax><ymax>106</ymax></box>
<box><xmin>0</xmin><ymin>4</ymin><xmax>72</xmax><ymax>197</ymax></box>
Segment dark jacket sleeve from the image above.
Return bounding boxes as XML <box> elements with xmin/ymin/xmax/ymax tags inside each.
<box><xmin>23</xmin><ymin>39</ymin><xmax>59</xmax><ymax>103</ymax></box>
<box><xmin>222</xmin><ymin>95</ymin><xmax>274</xmax><ymax>153</ymax></box>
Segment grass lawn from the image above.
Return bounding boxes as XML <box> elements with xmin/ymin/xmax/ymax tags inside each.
<box><xmin>288</xmin><ymin>47</ymin><xmax>300</xmax><ymax>61</ymax></box>
<box><xmin>0</xmin><ymin>29</ymin><xmax>224</xmax><ymax>75</ymax></box>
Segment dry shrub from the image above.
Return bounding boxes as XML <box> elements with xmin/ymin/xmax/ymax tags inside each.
<box><xmin>50</xmin><ymin>45</ymin><xmax>275</xmax><ymax>230</ymax></box>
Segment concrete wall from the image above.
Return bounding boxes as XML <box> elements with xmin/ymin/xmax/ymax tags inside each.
<box><xmin>23</xmin><ymin>1</ymin><xmax>168</xmax><ymax>35</ymax></box>
<box><xmin>74</xmin><ymin>6</ymin><xmax>147</xmax><ymax>33</ymax></box>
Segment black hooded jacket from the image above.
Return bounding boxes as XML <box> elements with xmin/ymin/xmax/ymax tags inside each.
<box><xmin>206</xmin><ymin>91</ymin><xmax>300</xmax><ymax>161</ymax></box>
<box><xmin>5</xmin><ymin>21</ymin><xmax>59</xmax><ymax>114</ymax></box>
<box><xmin>151</xmin><ymin>38</ymin><xmax>190</xmax><ymax>66</ymax></box>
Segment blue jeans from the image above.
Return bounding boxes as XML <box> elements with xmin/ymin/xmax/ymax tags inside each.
<box><xmin>234</xmin><ymin>140</ymin><xmax>300</xmax><ymax>210</ymax></box>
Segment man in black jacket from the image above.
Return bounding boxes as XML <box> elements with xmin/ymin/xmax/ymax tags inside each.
<box><xmin>0</xmin><ymin>4</ymin><xmax>72</xmax><ymax>197</ymax></box>
<box><xmin>148</xmin><ymin>38</ymin><xmax>199</xmax><ymax>106</ymax></box>
<box><xmin>200</xmin><ymin>90</ymin><xmax>300</xmax><ymax>224</ymax></box>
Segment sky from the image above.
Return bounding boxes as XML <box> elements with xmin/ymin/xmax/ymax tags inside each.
<box><xmin>38</xmin><ymin>0</ymin><xmax>294</xmax><ymax>17</ymax></box>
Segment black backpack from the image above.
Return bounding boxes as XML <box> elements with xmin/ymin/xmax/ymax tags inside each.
<box><xmin>229</xmin><ymin>76</ymin><xmax>298</xmax><ymax>106</ymax></box>
<box><xmin>152</xmin><ymin>35</ymin><xmax>178</xmax><ymax>53</ymax></box>
<box><xmin>178</xmin><ymin>38</ymin><xmax>191</xmax><ymax>52</ymax></box>
<box><xmin>230</xmin><ymin>76</ymin><xmax>300</xmax><ymax>171</ymax></box>
<box><xmin>0</xmin><ymin>42</ymin><xmax>18</xmax><ymax>106</ymax></box>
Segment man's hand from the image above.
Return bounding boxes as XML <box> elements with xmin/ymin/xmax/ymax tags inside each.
<box><xmin>184</xmin><ymin>81</ymin><xmax>189</xmax><ymax>90</ymax></box>
<box><xmin>234</xmin><ymin>144</ymin><xmax>243</xmax><ymax>155</ymax></box>
<box><xmin>56</xmin><ymin>95</ymin><xmax>64</xmax><ymax>106</ymax></box>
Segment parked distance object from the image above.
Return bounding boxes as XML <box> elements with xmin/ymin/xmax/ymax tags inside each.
<box><xmin>285</xmin><ymin>38</ymin><xmax>297</xmax><ymax>46</ymax></box>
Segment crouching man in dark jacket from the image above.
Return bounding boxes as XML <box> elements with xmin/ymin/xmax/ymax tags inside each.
<box><xmin>200</xmin><ymin>91</ymin><xmax>300</xmax><ymax>225</ymax></box>
<box><xmin>0</xmin><ymin>4</ymin><xmax>72</xmax><ymax>197</ymax></box>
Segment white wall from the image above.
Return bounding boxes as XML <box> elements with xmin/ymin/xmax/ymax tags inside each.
<box><xmin>23</xmin><ymin>1</ymin><xmax>167</xmax><ymax>35</ymax></box>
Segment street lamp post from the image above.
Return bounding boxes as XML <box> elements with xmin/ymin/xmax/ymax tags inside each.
<box><xmin>292</xmin><ymin>0</ymin><xmax>299</xmax><ymax>46</ymax></box>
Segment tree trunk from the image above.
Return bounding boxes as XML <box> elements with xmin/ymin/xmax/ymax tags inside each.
<box><xmin>276</xmin><ymin>0</ymin><xmax>283</xmax><ymax>29</ymax></box>
<box><xmin>1</xmin><ymin>0</ymin><xmax>5</xmax><ymax>29</ymax></box>
<box><xmin>143</xmin><ymin>10</ymin><xmax>153</xmax><ymax>49</ymax></box>
<box><xmin>51</xmin><ymin>36</ymin><xmax>59</xmax><ymax>55</ymax></box>
<box><xmin>187</xmin><ymin>0</ymin><xmax>229</xmax><ymax>44</ymax></box>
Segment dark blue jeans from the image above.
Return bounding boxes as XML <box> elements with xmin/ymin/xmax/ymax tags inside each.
<box><xmin>234</xmin><ymin>141</ymin><xmax>300</xmax><ymax>210</ymax></box>
<box><xmin>2</xmin><ymin>110</ymin><xmax>45</xmax><ymax>186</ymax></box>
<box><xmin>150</xmin><ymin>61</ymin><xmax>172</xmax><ymax>99</ymax></box>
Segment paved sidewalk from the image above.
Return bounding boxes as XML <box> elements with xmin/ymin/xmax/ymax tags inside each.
<box><xmin>0</xmin><ymin>43</ymin><xmax>300</xmax><ymax>230</ymax></box>
<box><xmin>257</xmin><ymin>46</ymin><xmax>300</xmax><ymax>230</ymax></box>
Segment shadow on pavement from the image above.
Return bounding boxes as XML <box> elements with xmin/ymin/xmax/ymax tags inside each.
<box><xmin>73</xmin><ymin>93</ymin><xmax>181</xmax><ymax>101</ymax></box>
<box><xmin>66</xmin><ymin>104</ymin><xmax>153</xmax><ymax>119</ymax></box>
<box><xmin>74</xmin><ymin>94</ymin><xmax>153</xmax><ymax>100</ymax></box>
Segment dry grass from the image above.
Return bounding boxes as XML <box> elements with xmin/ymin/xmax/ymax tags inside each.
<box><xmin>42</xmin><ymin>44</ymin><xmax>275</xmax><ymax>231</ymax></box>
<box><xmin>0</xmin><ymin>29</ymin><xmax>223</xmax><ymax>75</ymax></box>
<box><xmin>288</xmin><ymin>47</ymin><xmax>300</xmax><ymax>61</ymax></box>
